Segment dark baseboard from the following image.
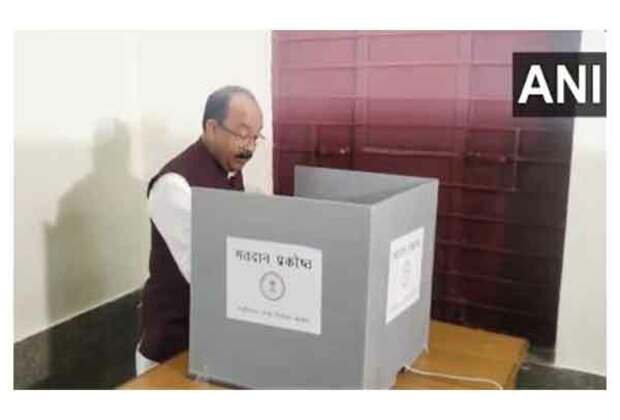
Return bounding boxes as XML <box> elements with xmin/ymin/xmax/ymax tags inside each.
<box><xmin>517</xmin><ymin>361</ymin><xmax>606</xmax><ymax>390</ymax></box>
<box><xmin>14</xmin><ymin>289</ymin><xmax>142</xmax><ymax>389</ymax></box>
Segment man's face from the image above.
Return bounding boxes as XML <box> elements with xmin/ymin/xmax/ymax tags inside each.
<box><xmin>207</xmin><ymin>94</ymin><xmax>263</xmax><ymax>173</ymax></box>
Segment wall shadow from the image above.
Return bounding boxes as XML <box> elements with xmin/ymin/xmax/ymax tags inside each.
<box><xmin>38</xmin><ymin>118</ymin><xmax>149</xmax><ymax>388</ymax></box>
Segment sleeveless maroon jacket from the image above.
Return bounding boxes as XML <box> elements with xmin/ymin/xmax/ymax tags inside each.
<box><xmin>139</xmin><ymin>139</ymin><xmax>244</xmax><ymax>362</ymax></box>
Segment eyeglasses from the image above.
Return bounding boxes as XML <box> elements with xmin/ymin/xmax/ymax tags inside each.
<box><xmin>217</xmin><ymin>121</ymin><xmax>265</xmax><ymax>144</ymax></box>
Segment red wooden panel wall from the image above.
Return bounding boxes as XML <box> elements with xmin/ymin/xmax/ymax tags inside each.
<box><xmin>272</xmin><ymin>31</ymin><xmax>581</xmax><ymax>347</ymax></box>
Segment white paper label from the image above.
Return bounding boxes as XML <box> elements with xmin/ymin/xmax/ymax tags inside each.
<box><xmin>385</xmin><ymin>227</ymin><xmax>424</xmax><ymax>324</ymax></box>
<box><xmin>226</xmin><ymin>236</ymin><xmax>322</xmax><ymax>335</ymax></box>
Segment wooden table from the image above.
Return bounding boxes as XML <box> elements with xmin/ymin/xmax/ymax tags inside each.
<box><xmin>121</xmin><ymin>321</ymin><xmax>528</xmax><ymax>390</ymax></box>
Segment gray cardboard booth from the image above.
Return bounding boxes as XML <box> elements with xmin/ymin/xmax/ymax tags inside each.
<box><xmin>188</xmin><ymin>166</ymin><xmax>439</xmax><ymax>389</ymax></box>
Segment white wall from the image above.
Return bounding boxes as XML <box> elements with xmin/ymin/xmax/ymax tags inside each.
<box><xmin>554</xmin><ymin>30</ymin><xmax>606</xmax><ymax>375</ymax></box>
<box><xmin>14</xmin><ymin>31</ymin><xmax>273</xmax><ymax>342</ymax></box>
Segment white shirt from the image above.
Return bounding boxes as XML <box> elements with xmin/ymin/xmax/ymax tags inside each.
<box><xmin>147</xmin><ymin>171</ymin><xmax>236</xmax><ymax>283</ymax></box>
<box><xmin>147</xmin><ymin>173</ymin><xmax>192</xmax><ymax>283</ymax></box>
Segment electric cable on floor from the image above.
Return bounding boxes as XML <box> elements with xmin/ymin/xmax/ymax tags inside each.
<box><xmin>402</xmin><ymin>365</ymin><xmax>504</xmax><ymax>390</ymax></box>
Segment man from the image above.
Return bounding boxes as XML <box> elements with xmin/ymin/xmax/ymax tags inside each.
<box><xmin>136</xmin><ymin>86</ymin><xmax>264</xmax><ymax>375</ymax></box>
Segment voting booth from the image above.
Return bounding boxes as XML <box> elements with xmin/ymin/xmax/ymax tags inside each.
<box><xmin>188</xmin><ymin>166</ymin><xmax>439</xmax><ymax>389</ymax></box>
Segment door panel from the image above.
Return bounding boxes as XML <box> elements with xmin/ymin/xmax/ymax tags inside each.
<box><xmin>272</xmin><ymin>30</ymin><xmax>581</xmax><ymax>346</ymax></box>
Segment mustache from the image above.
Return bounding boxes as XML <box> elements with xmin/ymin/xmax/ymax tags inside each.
<box><xmin>235</xmin><ymin>150</ymin><xmax>253</xmax><ymax>160</ymax></box>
